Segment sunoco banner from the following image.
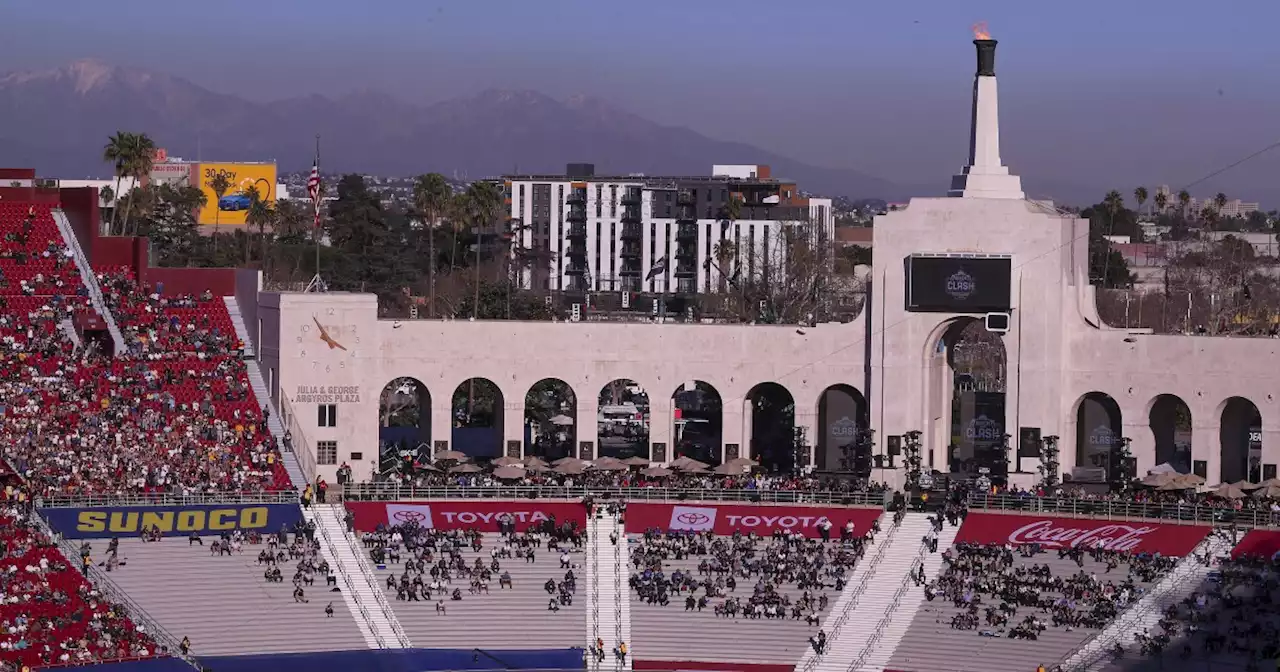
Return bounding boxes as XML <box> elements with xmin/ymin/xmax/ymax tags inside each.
<box><xmin>41</xmin><ymin>503</ymin><xmax>302</xmax><ymax>539</ymax></box>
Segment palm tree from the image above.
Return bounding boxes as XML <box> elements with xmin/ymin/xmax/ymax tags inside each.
<box><xmin>447</xmin><ymin>192</ymin><xmax>469</xmax><ymax>276</ymax></box>
<box><xmin>99</xmin><ymin>185</ymin><xmax>115</xmax><ymax>220</ymax></box>
<box><xmin>413</xmin><ymin>173</ymin><xmax>452</xmax><ymax>317</ymax></box>
<box><xmin>102</xmin><ymin>132</ymin><xmax>133</xmax><ymax>235</ymax></box>
<box><xmin>244</xmin><ymin>185</ymin><xmax>275</xmax><ymax>263</ymax></box>
<box><xmin>1214</xmin><ymin>192</ymin><xmax>1228</xmax><ymax>213</ymax></box>
<box><xmin>713</xmin><ymin>239</ymin><xmax>738</xmax><ymax>292</ymax></box>
<box><xmin>1177</xmin><ymin>190</ymin><xmax>1191</xmax><ymax>217</ymax></box>
<box><xmin>462</xmin><ymin>181</ymin><xmax>504</xmax><ymax>319</ymax></box>
<box><xmin>1153</xmin><ymin>190</ymin><xmax>1168</xmax><ymax>215</ymax></box>
<box><xmin>1133</xmin><ymin>187</ymin><xmax>1148</xmax><ymax>216</ymax></box>
<box><xmin>718</xmin><ymin>197</ymin><xmax>742</xmax><ymax>299</ymax></box>
<box><xmin>120</xmin><ymin>133</ymin><xmax>156</xmax><ymax>235</ymax></box>
<box><xmin>208</xmin><ymin>171</ymin><xmax>233</xmax><ymax>254</ymax></box>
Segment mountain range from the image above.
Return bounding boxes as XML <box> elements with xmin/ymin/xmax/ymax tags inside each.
<box><xmin>0</xmin><ymin>60</ymin><xmax>906</xmax><ymax>200</ymax></box>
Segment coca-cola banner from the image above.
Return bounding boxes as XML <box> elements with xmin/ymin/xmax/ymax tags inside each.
<box><xmin>345</xmin><ymin>500</ymin><xmax>586</xmax><ymax>533</ymax></box>
<box><xmin>953</xmin><ymin>513</ymin><xmax>1209</xmax><ymax>556</ymax></box>
<box><xmin>1231</xmin><ymin>530</ymin><xmax>1280</xmax><ymax>560</ymax></box>
<box><xmin>623</xmin><ymin>503</ymin><xmax>882</xmax><ymax>539</ymax></box>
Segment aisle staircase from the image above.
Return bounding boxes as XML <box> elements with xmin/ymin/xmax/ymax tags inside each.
<box><xmin>587</xmin><ymin>508</ymin><xmax>631</xmax><ymax>671</ymax></box>
<box><xmin>223</xmin><ymin>296</ymin><xmax>254</xmax><ymax>358</ymax></box>
<box><xmin>311</xmin><ymin>503</ymin><xmax>411</xmax><ymax>648</ymax></box>
<box><xmin>852</xmin><ymin>513</ymin><xmax>960</xmax><ymax>671</ymax></box>
<box><xmin>52</xmin><ymin>207</ymin><xmax>125</xmax><ymax>352</ymax></box>
<box><xmin>1058</xmin><ymin>531</ymin><xmax>1236</xmax><ymax>672</ymax></box>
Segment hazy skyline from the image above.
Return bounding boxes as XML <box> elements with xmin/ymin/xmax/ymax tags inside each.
<box><xmin>4</xmin><ymin>0</ymin><xmax>1280</xmax><ymax>204</ymax></box>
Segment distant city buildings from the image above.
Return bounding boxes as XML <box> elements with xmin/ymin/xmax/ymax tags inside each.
<box><xmin>503</xmin><ymin>163</ymin><xmax>834</xmax><ymax>294</ymax></box>
<box><xmin>1151</xmin><ymin>185</ymin><xmax>1259</xmax><ymax>218</ymax></box>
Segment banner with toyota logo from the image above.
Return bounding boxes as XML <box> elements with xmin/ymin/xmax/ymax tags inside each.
<box><xmin>624</xmin><ymin>503</ymin><xmax>883</xmax><ymax>539</ymax></box>
<box><xmin>345</xmin><ymin>500</ymin><xmax>586</xmax><ymax>533</ymax></box>
<box><xmin>954</xmin><ymin>513</ymin><xmax>1209</xmax><ymax>556</ymax></box>
<box><xmin>1230</xmin><ymin>529</ymin><xmax>1280</xmax><ymax>560</ymax></box>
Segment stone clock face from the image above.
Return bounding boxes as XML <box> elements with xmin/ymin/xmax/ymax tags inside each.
<box><xmin>297</xmin><ymin>310</ymin><xmax>359</xmax><ymax>372</ymax></box>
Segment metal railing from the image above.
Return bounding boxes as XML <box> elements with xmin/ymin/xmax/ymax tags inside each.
<box><xmin>307</xmin><ymin>506</ymin><xmax>389</xmax><ymax>649</ymax></box>
<box><xmin>967</xmin><ymin>494</ymin><xmax>1280</xmax><ymax>529</ymax></box>
<box><xmin>280</xmin><ymin>393</ymin><xmax>318</xmax><ymax>486</ymax></box>
<box><xmin>319</xmin><ymin>504</ymin><xmax>412</xmax><ymax>648</ymax></box>
<box><xmin>849</xmin><ymin>544</ymin><xmax>927</xmax><ymax>672</ymax></box>
<box><xmin>29</xmin><ymin>510</ymin><xmax>200</xmax><ymax>670</ymax></box>
<box><xmin>611</xmin><ymin>512</ymin><xmax>624</xmax><ymax>668</ymax></box>
<box><xmin>588</xmin><ymin>514</ymin><xmax>602</xmax><ymax>668</ymax></box>
<box><xmin>800</xmin><ymin>514</ymin><xmax>898</xmax><ymax>672</ymax></box>
<box><xmin>342</xmin><ymin>484</ymin><xmax>891</xmax><ymax>506</ymax></box>
<box><xmin>36</xmin><ymin>491</ymin><xmax>299</xmax><ymax>508</ymax></box>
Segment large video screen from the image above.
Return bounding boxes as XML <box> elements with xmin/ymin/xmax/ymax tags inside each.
<box><xmin>906</xmin><ymin>256</ymin><xmax>1011</xmax><ymax>313</ymax></box>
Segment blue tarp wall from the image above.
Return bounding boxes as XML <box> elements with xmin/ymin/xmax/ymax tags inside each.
<box><xmin>73</xmin><ymin>648</ymin><xmax>584</xmax><ymax>672</ymax></box>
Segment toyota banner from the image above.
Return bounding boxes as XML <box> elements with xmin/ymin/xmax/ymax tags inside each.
<box><xmin>345</xmin><ymin>500</ymin><xmax>587</xmax><ymax>533</ymax></box>
<box><xmin>953</xmin><ymin>512</ymin><xmax>1210</xmax><ymax>556</ymax></box>
<box><xmin>1231</xmin><ymin>529</ymin><xmax>1280</xmax><ymax>560</ymax></box>
<box><xmin>623</xmin><ymin>503</ymin><xmax>883</xmax><ymax>539</ymax></box>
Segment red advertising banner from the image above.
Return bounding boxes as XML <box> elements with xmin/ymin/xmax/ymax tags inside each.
<box><xmin>953</xmin><ymin>513</ymin><xmax>1210</xmax><ymax>556</ymax></box>
<box><xmin>345</xmin><ymin>500</ymin><xmax>586</xmax><ymax>533</ymax></box>
<box><xmin>1231</xmin><ymin>530</ymin><xmax>1280</xmax><ymax>560</ymax></box>
<box><xmin>623</xmin><ymin>503</ymin><xmax>883</xmax><ymax>539</ymax></box>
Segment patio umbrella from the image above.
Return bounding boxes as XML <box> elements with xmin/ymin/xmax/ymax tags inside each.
<box><xmin>622</xmin><ymin>456</ymin><xmax>651</xmax><ymax>467</ymax></box>
<box><xmin>591</xmin><ymin>457</ymin><xmax>628</xmax><ymax>472</ymax></box>
<box><xmin>641</xmin><ymin>466</ymin><xmax>673</xmax><ymax>478</ymax></box>
<box><xmin>416</xmin><ymin>463</ymin><xmax>442</xmax><ymax>473</ymax></box>
<box><xmin>434</xmin><ymin>450</ymin><xmax>469</xmax><ymax>462</ymax></box>
<box><xmin>554</xmin><ymin>462</ymin><xmax>588</xmax><ymax>475</ymax></box>
<box><xmin>523</xmin><ymin>456</ymin><xmax>551</xmax><ymax>469</ymax></box>
<box><xmin>524</xmin><ymin>462</ymin><xmax>550</xmax><ymax>473</ymax></box>
<box><xmin>553</xmin><ymin>456</ymin><xmax>583</xmax><ymax>466</ymax></box>
<box><xmin>1156</xmin><ymin>474</ymin><xmax>1203</xmax><ymax>491</ymax></box>
<box><xmin>1208</xmin><ymin>482</ymin><xmax>1248</xmax><ymax>499</ymax></box>
<box><xmin>549</xmin><ymin>414</ymin><xmax>575</xmax><ymax>426</ymax></box>
<box><xmin>670</xmin><ymin>457</ymin><xmax>710</xmax><ymax>471</ymax></box>
<box><xmin>448</xmin><ymin>463</ymin><xmax>483</xmax><ymax>474</ymax></box>
<box><xmin>492</xmin><ymin>465</ymin><xmax>527</xmax><ymax>480</ymax></box>
<box><xmin>723</xmin><ymin>457</ymin><xmax>758</xmax><ymax>468</ymax></box>
<box><xmin>1248</xmin><ymin>478</ymin><xmax>1280</xmax><ymax>490</ymax></box>
<box><xmin>712</xmin><ymin>462</ymin><xmax>750</xmax><ymax>475</ymax></box>
<box><xmin>1140</xmin><ymin>472</ymin><xmax>1179</xmax><ymax>488</ymax></box>
<box><xmin>1251</xmin><ymin>484</ymin><xmax>1280</xmax><ymax>499</ymax></box>
<box><xmin>492</xmin><ymin>456</ymin><xmax>524</xmax><ymax>467</ymax></box>
<box><xmin>1148</xmin><ymin>463</ymin><xmax>1180</xmax><ymax>475</ymax></box>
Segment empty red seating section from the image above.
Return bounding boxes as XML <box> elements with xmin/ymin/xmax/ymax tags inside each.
<box><xmin>0</xmin><ymin>508</ymin><xmax>160</xmax><ymax>667</ymax></box>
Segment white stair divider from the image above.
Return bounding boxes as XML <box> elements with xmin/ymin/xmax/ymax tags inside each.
<box><xmin>611</xmin><ymin>510</ymin><xmax>632</xmax><ymax>671</ymax></box>
<box><xmin>52</xmin><ymin>208</ymin><xmax>125</xmax><ymax>353</ymax></box>
<box><xmin>852</xmin><ymin>514</ymin><xmax>961</xmax><ymax>672</ymax></box>
<box><xmin>310</xmin><ymin>503</ymin><xmax>411</xmax><ymax>648</ymax></box>
<box><xmin>586</xmin><ymin>508</ymin><xmax>630</xmax><ymax>672</ymax></box>
<box><xmin>795</xmin><ymin>512</ymin><xmax>896</xmax><ymax>672</ymax></box>
<box><xmin>59</xmin><ymin>318</ymin><xmax>82</xmax><ymax>352</ymax></box>
<box><xmin>1059</xmin><ymin>531</ymin><xmax>1236</xmax><ymax>672</ymax></box>
<box><xmin>222</xmin><ymin>295</ymin><xmax>255</xmax><ymax>358</ymax></box>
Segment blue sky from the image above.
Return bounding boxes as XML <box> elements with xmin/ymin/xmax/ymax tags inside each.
<box><xmin>4</xmin><ymin>0</ymin><xmax>1280</xmax><ymax>202</ymax></box>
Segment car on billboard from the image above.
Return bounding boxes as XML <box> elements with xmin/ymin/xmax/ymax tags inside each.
<box><xmin>218</xmin><ymin>193</ymin><xmax>253</xmax><ymax>211</ymax></box>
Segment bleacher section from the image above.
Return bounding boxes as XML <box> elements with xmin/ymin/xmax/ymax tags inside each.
<box><xmin>375</xmin><ymin>532</ymin><xmax>586</xmax><ymax>649</ymax></box>
<box><xmin>102</xmin><ymin>535</ymin><xmax>366</xmax><ymax>656</ymax></box>
<box><xmin>0</xmin><ymin>199</ymin><xmax>87</xmax><ymax>354</ymax></box>
<box><xmin>626</xmin><ymin>532</ymin><xmax>851</xmax><ymax>667</ymax></box>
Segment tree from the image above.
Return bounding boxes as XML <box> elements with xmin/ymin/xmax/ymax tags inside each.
<box><xmin>1177</xmin><ymin>189</ymin><xmax>1191</xmax><ymax>217</ymax></box>
<box><xmin>1214</xmin><ymin>192</ymin><xmax>1228</xmax><ymax>213</ymax></box>
<box><xmin>733</xmin><ymin>223</ymin><xmax>836</xmax><ymax>324</ymax></box>
<box><xmin>102</xmin><ymin>132</ymin><xmax>133</xmax><ymax>235</ymax></box>
<box><xmin>1153</xmin><ymin>190</ymin><xmax>1168</xmax><ymax>215</ymax></box>
<box><xmin>244</xmin><ymin>185</ymin><xmax>276</xmax><ymax>263</ymax></box>
<box><xmin>119</xmin><ymin>133</ymin><xmax>156</xmax><ymax>235</ymax></box>
<box><xmin>207</xmin><ymin>170</ymin><xmax>233</xmax><ymax>253</ymax></box>
<box><xmin>460</xmin><ymin>181</ymin><xmax>504</xmax><ymax>321</ymax></box>
<box><xmin>131</xmin><ymin>183</ymin><xmax>207</xmax><ymax>267</ymax></box>
<box><xmin>1081</xmin><ymin>195</ymin><xmax>1137</xmax><ymax>288</ymax></box>
<box><xmin>413</xmin><ymin>173</ymin><xmax>452</xmax><ymax>317</ymax></box>
<box><xmin>99</xmin><ymin>185</ymin><xmax>114</xmax><ymax>221</ymax></box>
<box><xmin>1133</xmin><ymin>187</ymin><xmax>1148</xmax><ymax>215</ymax></box>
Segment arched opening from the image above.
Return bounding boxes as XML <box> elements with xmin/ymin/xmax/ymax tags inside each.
<box><xmin>672</xmin><ymin>381</ymin><xmax>723</xmax><ymax>465</ymax></box>
<box><xmin>379</xmin><ymin>377</ymin><xmax>431</xmax><ymax>478</ymax></box>
<box><xmin>525</xmin><ymin>378</ymin><xmax>577</xmax><ymax>461</ymax></box>
<box><xmin>1149</xmin><ymin>395</ymin><xmax>1192</xmax><ymax>473</ymax></box>
<box><xmin>934</xmin><ymin>318</ymin><xmax>1009</xmax><ymax>483</ymax></box>
<box><xmin>451</xmin><ymin>378</ymin><xmax>504</xmax><ymax>459</ymax></box>
<box><xmin>1220</xmin><ymin>397</ymin><xmax>1262</xmax><ymax>484</ymax></box>
<box><xmin>1075</xmin><ymin>392</ymin><xmax>1125</xmax><ymax>488</ymax></box>
<box><xmin>597</xmin><ymin>379</ymin><xmax>650</xmax><ymax>459</ymax></box>
<box><xmin>816</xmin><ymin>385</ymin><xmax>869</xmax><ymax>474</ymax></box>
<box><xmin>746</xmin><ymin>383</ymin><xmax>797</xmax><ymax>474</ymax></box>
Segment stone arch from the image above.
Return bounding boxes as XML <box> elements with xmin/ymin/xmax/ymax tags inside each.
<box><xmin>525</xmin><ymin>378</ymin><xmax>577</xmax><ymax>461</ymax></box>
<box><xmin>745</xmin><ymin>382</ymin><xmax>797</xmax><ymax>473</ymax></box>
<box><xmin>597</xmin><ymin>379</ymin><xmax>650</xmax><ymax>460</ymax></box>
<box><xmin>1147</xmin><ymin>394</ymin><xmax>1192</xmax><ymax>474</ymax></box>
<box><xmin>815</xmin><ymin>384</ymin><xmax>869</xmax><ymax>473</ymax></box>
<box><xmin>379</xmin><ymin>377</ymin><xmax>431</xmax><ymax>476</ymax></box>
<box><xmin>1074</xmin><ymin>391</ymin><xmax>1124</xmax><ymax>485</ymax></box>
<box><xmin>451</xmin><ymin>377</ymin><xmax>505</xmax><ymax>458</ymax></box>
<box><xmin>1219</xmin><ymin>396</ymin><xmax>1262</xmax><ymax>483</ymax></box>
<box><xmin>672</xmin><ymin>381</ymin><xmax>724</xmax><ymax>465</ymax></box>
<box><xmin>925</xmin><ymin>317</ymin><xmax>1009</xmax><ymax>480</ymax></box>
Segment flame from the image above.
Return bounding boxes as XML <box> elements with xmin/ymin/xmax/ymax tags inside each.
<box><xmin>972</xmin><ymin>21</ymin><xmax>991</xmax><ymax>40</ymax></box>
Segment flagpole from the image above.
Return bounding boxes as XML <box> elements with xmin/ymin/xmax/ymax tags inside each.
<box><xmin>305</xmin><ymin>134</ymin><xmax>325</xmax><ymax>293</ymax></box>
<box><xmin>314</xmin><ymin>134</ymin><xmax>321</xmax><ymax>282</ymax></box>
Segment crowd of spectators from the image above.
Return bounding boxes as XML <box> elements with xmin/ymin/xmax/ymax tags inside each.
<box><xmin>1117</xmin><ymin>550</ymin><xmax>1280</xmax><ymax>669</ymax></box>
<box><xmin>0</xmin><ymin>502</ymin><xmax>160</xmax><ymax>670</ymax></box>
<box><xmin>96</xmin><ymin>269</ymin><xmax>242</xmax><ymax>358</ymax></box>
<box><xmin>628</xmin><ymin>526</ymin><xmax>871</xmax><ymax>623</ymax></box>
<box><xmin>925</xmin><ymin>541</ymin><xmax>1175</xmax><ymax>640</ymax></box>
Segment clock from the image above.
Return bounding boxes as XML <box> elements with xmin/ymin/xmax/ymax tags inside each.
<box><xmin>297</xmin><ymin>312</ymin><xmax>359</xmax><ymax>369</ymax></box>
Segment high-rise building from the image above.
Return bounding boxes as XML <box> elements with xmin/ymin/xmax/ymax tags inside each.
<box><xmin>503</xmin><ymin>164</ymin><xmax>834</xmax><ymax>294</ymax></box>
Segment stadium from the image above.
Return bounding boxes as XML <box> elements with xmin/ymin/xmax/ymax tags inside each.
<box><xmin>1</xmin><ymin>37</ymin><xmax>1279</xmax><ymax>672</ymax></box>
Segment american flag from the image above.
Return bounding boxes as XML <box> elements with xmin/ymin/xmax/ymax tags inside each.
<box><xmin>306</xmin><ymin>160</ymin><xmax>321</xmax><ymax>228</ymax></box>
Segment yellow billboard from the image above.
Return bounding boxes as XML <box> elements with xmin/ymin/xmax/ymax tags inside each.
<box><xmin>196</xmin><ymin>162</ymin><xmax>277</xmax><ymax>226</ymax></box>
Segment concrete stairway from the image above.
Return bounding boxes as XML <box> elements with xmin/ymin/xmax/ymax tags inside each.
<box><xmin>377</xmin><ymin>532</ymin><xmax>586</xmax><ymax>649</ymax></box>
<box><xmin>59</xmin><ymin>317</ymin><xmax>81</xmax><ymax>352</ymax></box>
<box><xmin>587</xmin><ymin>509</ymin><xmax>631</xmax><ymax>672</ymax></box>
<box><xmin>1062</xmin><ymin>532</ymin><xmax>1236</xmax><ymax>672</ymax></box>
<box><xmin>311</xmin><ymin>503</ymin><xmax>410</xmax><ymax>648</ymax></box>
<box><xmin>854</xmin><ymin>514</ymin><xmax>960</xmax><ymax>672</ymax></box>
<box><xmin>794</xmin><ymin>512</ymin><xmax>894</xmax><ymax>672</ymax></box>
<box><xmin>52</xmin><ymin>207</ymin><xmax>125</xmax><ymax>352</ymax></box>
<box><xmin>104</xmin><ymin>536</ymin><xmax>367</xmax><ymax>656</ymax></box>
<box><xmin>223</xmin><ymin>295</ymin><xmax>254</xmax><ymax>358</ymax></box>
